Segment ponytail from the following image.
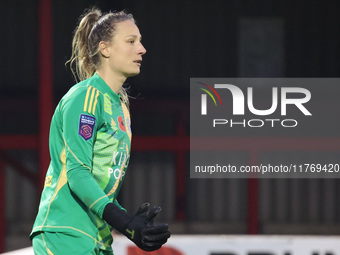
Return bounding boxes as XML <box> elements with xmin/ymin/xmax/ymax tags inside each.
<box><xmin>66</xmin><ymin>8</ymin><xmax>132</xmax><ymax>108</ymax></box>
<box><xmin>67</xmin><ymin>8</ymin><xmax>101</xmax><ymax>82</ymax></box>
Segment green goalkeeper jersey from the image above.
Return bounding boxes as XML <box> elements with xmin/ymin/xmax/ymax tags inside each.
<box><xmin>31</xmin><ymin>73</ymin><xmax>132</xmax><ymax>251</ymax></box>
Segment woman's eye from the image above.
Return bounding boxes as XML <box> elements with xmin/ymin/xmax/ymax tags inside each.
<box><xmin>128</xmin><ymin>40</ymin><xmax>134</xmax><ymax>44</ymax></box>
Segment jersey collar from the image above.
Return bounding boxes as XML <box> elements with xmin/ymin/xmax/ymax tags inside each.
<box><xmin>92</xmin><ymin>72</ymin><xmax>121</xmax><ymax>102</ymax></box>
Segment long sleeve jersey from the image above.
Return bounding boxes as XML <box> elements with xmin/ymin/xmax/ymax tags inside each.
<box><xmin>31</xmin><ymin>73</ymin><xmax>132</xmax><ymax>251</ymax></box>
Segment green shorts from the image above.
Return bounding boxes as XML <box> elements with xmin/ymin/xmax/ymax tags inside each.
<box><xmin>32</xmin><ymin>232</ymin><xmax>113</xmax><ymax>255</ymax></box>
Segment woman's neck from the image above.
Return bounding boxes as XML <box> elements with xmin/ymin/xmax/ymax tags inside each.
<box><xmin>96</xmin><ymin>68</ymin><xmax>126</xmax><ymax>94</ymax></box>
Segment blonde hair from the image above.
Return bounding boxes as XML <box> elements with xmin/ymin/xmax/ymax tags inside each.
<box><xmin>66</xmin><ymin>8</ymin><xmax>135</xmax><ymax>107</ymax></box>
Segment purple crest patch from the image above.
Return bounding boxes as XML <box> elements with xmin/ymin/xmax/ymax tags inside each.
<box><xmin>78</xmin><ymin>114</ymin><xmax>96</xmax><ymax>141</ymax></box>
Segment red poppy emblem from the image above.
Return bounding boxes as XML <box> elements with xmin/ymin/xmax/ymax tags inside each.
<box><xmin>118</xmin><ymin>116</ymin><xmax>126</xmax><ymax>132</ymax></box>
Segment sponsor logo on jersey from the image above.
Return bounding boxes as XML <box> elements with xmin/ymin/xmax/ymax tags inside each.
<box><xmin>79</xmin><ymin>114</ymin><xmax>96</xmax><ymax>141</ymax></box>
<box><xmin>44</xmin><ymin>175</ymin><xmax>52</xmax><ymax>187</ymax></box>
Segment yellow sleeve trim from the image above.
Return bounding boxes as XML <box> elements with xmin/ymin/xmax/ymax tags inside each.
<box><xmin>92</xmin><ymin>90</ymin><xmax>100</xmax><ymax>115</ymax></box>
<box><xmin>40</xmin><ymin>148</ymin><xmax>68</xmax><ymax>230</ymax></box>
<box><xmin>87</xmin><ymin>87</ymin><xmax>96</xmax><ymax>114</ymax></box>
<box><xmin>41</xmin><ymin>233</ymin><xmax>55</xmax><ymax>255</ymax></box>
<box><xmin>63</xmin><ymin>137</ymin><xmax>91</xmax><ymax>171</ymax></box>
<box><xmin>83</xmin><ymin>86</ymin><xmax>92</xmax><ymax>112</ymax></box>
<box><xmin>83</xmin><ymin>86</ymin><xmax>100</xmax><ymax>115</ymax></box>
<box><xmin>89</xmin><ymin>195</ymin><xmax>109</xmax><ymax>210</ymax></box>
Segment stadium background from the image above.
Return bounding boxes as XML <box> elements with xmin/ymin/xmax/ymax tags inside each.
<box><xmin>1</xmin><ymin>0</ymin><xmax>340</xmax><ymax>252</ymax></box>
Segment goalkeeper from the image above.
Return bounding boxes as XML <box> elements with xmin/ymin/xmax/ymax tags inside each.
<box><xmin>30</xmin><ymin>7</ymin><xmax>170</xmax><ymax>255</ymax></box>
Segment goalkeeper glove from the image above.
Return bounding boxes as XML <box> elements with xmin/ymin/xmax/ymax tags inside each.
<box><xmin>103</xmin><ymin>202</ymin><xmax>171</xmax><ymax>251</ymax></box>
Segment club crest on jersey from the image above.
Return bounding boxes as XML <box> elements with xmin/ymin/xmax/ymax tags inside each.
<box><xmin>79</xmin><ymin>114</ymin><xmax>96</xmax><ymax>141</ymax></box>
<box><xmin>118</xmin><ymin>116</ymin><xmax>126</xmax><ymax>132</ymax></box>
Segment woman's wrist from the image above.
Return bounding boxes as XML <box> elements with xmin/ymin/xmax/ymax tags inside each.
<box><xmin>102</xmin><ymin>202</ymin><xmax>131</xmax><ymax>233</ymax></box>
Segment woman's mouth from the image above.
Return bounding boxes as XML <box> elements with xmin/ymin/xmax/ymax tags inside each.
<box><xmin>134</xmin><ymin>60</ymin><xmax>142</xmax><ymax>66</ymax></box>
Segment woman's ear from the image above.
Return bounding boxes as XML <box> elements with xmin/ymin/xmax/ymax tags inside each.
<box><xmin>99</xmin><ymin>41</ymin><xmax>110</xmax><ymax>58</ymax></box>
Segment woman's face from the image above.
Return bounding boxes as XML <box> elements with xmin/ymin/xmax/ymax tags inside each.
<box><xmin>106</xmin><ymin>20</ymin><xmax>146</xmax><ymax>78</ymax></box>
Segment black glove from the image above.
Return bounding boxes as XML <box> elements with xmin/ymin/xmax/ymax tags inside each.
<box><xmin>103</xmin><ymin>202</ymin><xmax>171</xmax><ymax>251</ymax></box>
